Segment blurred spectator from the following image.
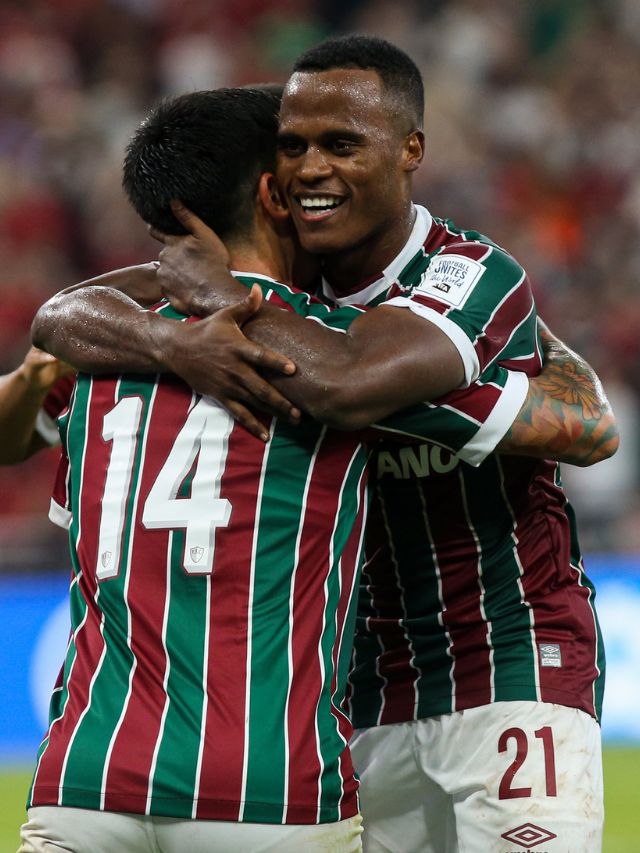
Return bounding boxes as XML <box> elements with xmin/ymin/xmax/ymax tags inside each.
<box><xmin>1</xmin><ymin>0</ymin><xmax>639</xmax><ymax>568</ymax></box>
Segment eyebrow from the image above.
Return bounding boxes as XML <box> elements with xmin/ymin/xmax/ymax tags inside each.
<box><xmin>277</xmin><ymin>128</ymin><xmax>365</xmax><ymax>143</ymax></box>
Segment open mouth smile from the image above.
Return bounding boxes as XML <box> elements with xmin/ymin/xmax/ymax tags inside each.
<box><xmin>296</xmin><ymin>196</ymin><xmax>346</xmax><ymax>220</ymax></box>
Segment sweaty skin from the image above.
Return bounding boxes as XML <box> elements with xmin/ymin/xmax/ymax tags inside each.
<box><xmin>32</xmin><ymin>207</ymin><xmax>618</xmax><ymax>466</ymax></box>
<box><xmin>31</xmin><ymin>69</ymin><xmax>618</xmax><ymax>462</ymax></box>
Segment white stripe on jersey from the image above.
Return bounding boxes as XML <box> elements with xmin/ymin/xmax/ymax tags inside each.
<box><xmin>557</xmin><ymin>463</ymin><xmax>600</xmax><ymax>720</ymax></box>
<box><xmin>475</xmin><ymin>271</ymin><xmax>533</xmax><ymax>371</ymax></box>
<box><xmin>101</xmin><ymin>379</ymin><xmax>160</xmax><ymax>809</ymax></box>
<box><xmin>57</xmin><ymin>380</ymin><xmax>106</xmax><ymax>802</ymax></box>
<box><xmin>458</xmin><ymin>468</ymin><xmax>496</xmax><ymax>706</ymax></box>
<box><xmin>238</xmin><ymin>419</ymin><xmax>275</xmax><ymax>822</ymax></box>
<box><xmin>418</xmin><ymin>485</ymin><xmax>456</xmax><ymax>710</ymax></box>
<box><xmin>30</xmin><ymin>603</ymin><xmax>89</xmax><ymax>802</ymax></box>
<box><xmin>374</xmin><ymin>483</ymin><xmax>421</xmax><ymax>726</ymax></box>
<box><xmin>496</xmin><ymin>456</ymin><xmax>541</xmax><ymax>701</ymax></box>
<box><xmin>332</xmin><ymin>459</ymin><xmax>369</xmax><ymax>816</ymax></box>
<box><xmin>146</xmin><ymin>531</ymin><xmax>176</xmax><ymax>814</ymax></box>
<box><xmin>191</xmin><ymin>574</ymin><xmax>212</xmax><ymax>819</ymax></box>
<box><xmin>283</xmin><ymin>426</ymin><xmax>327</xmax><ymax>824</ymax></box>
<box><xmin>58</xmin><ymin>592</ymin><xmax>109</xmax><ymax>804</ymax></box>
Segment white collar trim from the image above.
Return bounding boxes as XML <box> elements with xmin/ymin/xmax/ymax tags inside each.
<box><xmin>320</xmin><ymin>204</ymin><xmax>433</xmax><ymax>307</ymax></box>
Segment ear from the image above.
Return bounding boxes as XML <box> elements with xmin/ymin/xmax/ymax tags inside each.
<box><xmin>402</xmin><ymin>130</ymin><xmax>425</xmax><ymax>173</ymax></box>
<box><xmin>258</xmin><ymin>173</ymin><xmax>290</xmax><ymax>221</ymax></box>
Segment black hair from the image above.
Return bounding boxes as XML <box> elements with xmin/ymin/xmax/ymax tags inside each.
<box><xmin>122</xmin><ymin>87</ymin><xmax>281</xmax><ymax>239</ymax></box>
<box><xmin>292</xmin><ymin>35</ymin><xmax>424</xmax><ymax>130</ymax></box>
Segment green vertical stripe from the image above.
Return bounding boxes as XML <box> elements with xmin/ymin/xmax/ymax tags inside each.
<box><xmin>317</xmin><ymin>449</ymin><xmax>369</xmax><ymax>822</ymax></box>
<box><xmin>242</xmin><ymin>419</ymin><xmax>323</xmax><ymax>823</ymax></box>
<box><xmin>464</xmin><ymin>460</ymin><xmax>538</xmax><ymax>702</ymax></box>
<box><xmin>60</xmin><ymin>378</ymin><xmax>156</xmax><ymax>808</ymax></box>
<box><xmin>559</xmin><ymin>468</ymin><xmax>606</xmax><ymax>721</ymax></box>
<box><xmin>149</xmin><ymin>531</ymin><xmax>208</xmax><ymax>816</ymax></box>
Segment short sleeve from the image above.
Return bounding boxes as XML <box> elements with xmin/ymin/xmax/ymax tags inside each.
<box><xmin>36</xmin><ymin>374</ymin><xmax>75</xmax><ymax>446</ymax></box>
<box><xmin>385</xmin><ymin>242</ymin><xmax>541</xmax><ymax>385</ymax></box>
<box><xmin>371</xmin><ymin>364</ymin><xmax>529</xmax><ymax>467</ymax></box>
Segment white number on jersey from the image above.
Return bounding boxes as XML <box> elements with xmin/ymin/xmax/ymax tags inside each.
<box><xmin>96</xmin><ymin>397</ymin><xmax>233</xmax><ymax>580</ymax></box>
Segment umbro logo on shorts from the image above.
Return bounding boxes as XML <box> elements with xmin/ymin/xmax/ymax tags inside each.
<box><xmin>501</xmin><ymin>822</ymin><xmax>557</xmax><ymax>849</ymax></box>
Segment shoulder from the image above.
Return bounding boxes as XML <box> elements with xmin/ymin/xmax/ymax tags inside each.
<box><xmin>412</xmin><ymin>240</ymin><xmax>527</xmax><ymax>314</ymax></box>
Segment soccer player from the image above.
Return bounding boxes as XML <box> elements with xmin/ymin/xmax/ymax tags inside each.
<box><xmin>31</xmin><ymin>40</ymin><xmax>615</xmax><ymax>852</ymax></box>
<box><xmin>275</xmin><ymin>37</ymin><xmax>611</xmax><ymax>852</ymax></box>
<box><xmin>20</xmin><ymin>87</ymin><xmax>534</xmax><ymax>853</ymax></box>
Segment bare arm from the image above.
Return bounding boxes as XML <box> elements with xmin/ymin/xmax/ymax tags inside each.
<box><xmin>0</xmin><ymin>347</ymin><xmax>74</xmax><ymax>463</ymax></box>
<box><xmin>497</xmin><ymin>321</ymin><xmax>619</xmax><ymax>466</ymax></box>
<box><xmin>33</xmin><ymin>209</ymin><xmax>465</xmax><ymax>433</ymax></box>
<box><xmin>33</xmin><ymin>278</ymin><xmax>302</xmax><ymax>441</ymax></box>
<box><xmin>151</xmin><ymin>204</ymin><xmax>465</xmax><ymax>427</ymax></box>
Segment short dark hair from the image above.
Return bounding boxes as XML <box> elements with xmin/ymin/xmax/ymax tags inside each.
<box><xmin>122</xmin><ymin>88</ymin><xmax>281</xmax><ymax>240</ymax></box>
<box><xmin>292</xmin><ymin>35</ymin><xmax>424</xmax><ymax>130</ymax></box>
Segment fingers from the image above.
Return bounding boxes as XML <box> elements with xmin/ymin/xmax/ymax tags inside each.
<box><xmin>222</xmin><ymin>399</ymin><xmax>271</xmax><ymax>442</ymax></box>
<box><xmin>223</xmin><ymin>284</ymin><xmax>263</xmax><ymax>327</ymax></box>
<box><xmin>238</xmin><ymin>372</ymin><xmax>301</xmax><ymax>423</ymax></box>
<box><xmin>170</xmin><ymin>199</ymin><xmax>209</xmax><ymax>237</ymax></box>
<box><xmin>148</xmin><ymin>225</ymin><xmax>170</xmax><ymax>245</ymax></box>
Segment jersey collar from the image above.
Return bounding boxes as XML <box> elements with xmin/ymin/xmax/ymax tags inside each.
<box><xmin>320</xmin><ymin>204</ymin><xmax>433</xmax><ymax>307</ymax></box>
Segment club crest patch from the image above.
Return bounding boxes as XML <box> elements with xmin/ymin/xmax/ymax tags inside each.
<box><xmin>415</xmin><ymin>253</ymin><xmax>485</xmax><ymax>308</ymax></box>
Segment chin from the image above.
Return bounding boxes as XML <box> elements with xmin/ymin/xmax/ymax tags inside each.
<box><xmin>298</xmin><ymin>230</ymin><xmax>350</xmax><ymax>255</ymax></box>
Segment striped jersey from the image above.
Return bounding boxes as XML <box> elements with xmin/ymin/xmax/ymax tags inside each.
<box><xmin>29</xmin><ymin>272</ymin><xmax>525</xmax><ymax>824</ymax></box>
<box><xmin>336</xmin><ymin>206</ymin><xmax>605</xmax><ymax>727</ymax></box>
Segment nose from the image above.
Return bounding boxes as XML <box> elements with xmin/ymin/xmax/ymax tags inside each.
<box><xmin>296</xmin><ymin>146</ymin><xmax>332</xmax><ymax>183</ymax></box>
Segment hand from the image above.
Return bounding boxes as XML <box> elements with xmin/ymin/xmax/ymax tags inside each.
<box><xmin>164</xmin><ymin>284</ymin><xmax>300</xmax><ymax>441</ymax></box>
<box><xmin>150</xmin><ymin>201</ymin><xmax>236</xmax><ymax>316</ymax></box>
<box><xmin>19</xmin><ymin>347</ymin><xmax>75</xmax><ymax>392</ymax></box>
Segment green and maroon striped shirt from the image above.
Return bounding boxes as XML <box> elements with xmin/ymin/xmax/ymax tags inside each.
<box><xmin>337</xmin><ymin>207</ymin><xmax>605</xmax><ymax>727</ymax></box>
<box><xmin>30</xmin><ymin>272</ymin><xmax>524</xmax><ymax>823</ymax></box>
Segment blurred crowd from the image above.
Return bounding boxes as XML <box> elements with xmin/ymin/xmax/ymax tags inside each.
<box><xmin>1</xmin><ymin>0</ymin><xmax>639</xmax><ymax>570</ymax></box>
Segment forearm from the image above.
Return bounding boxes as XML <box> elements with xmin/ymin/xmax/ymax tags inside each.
<box><xmin>497</xmin><ymin>331</ymin><xmax>619</xmax><ymax>466</ymax></box>
<box><xmin>32</xmin><ymin>286</ymin><xmax>176</xmax><ymax>374</ymax></box>
<box><xmin>0</xmin><ymin>367</ymin><xmax>51</xmax><ymax>462</ymax></box>
<box><xmin>236</xmin><ymin>304</ymin><xmax>464</xmax><ymax>428</ymax></box>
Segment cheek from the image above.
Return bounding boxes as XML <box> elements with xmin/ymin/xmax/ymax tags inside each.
<box><xmin>275</xmin><ymin>158</ymin><xmax>294</xmax><ymax>187</ymax></box>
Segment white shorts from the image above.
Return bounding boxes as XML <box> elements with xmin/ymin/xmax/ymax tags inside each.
<box><xmin>350</xmin><ymin>701</ymin><xmax>602</xmax><ymax>853</ymax></box>
<box><xmin>19</xmin><ymin>806</ymin><xmax>363</xmax><ymax>853</ymax></box>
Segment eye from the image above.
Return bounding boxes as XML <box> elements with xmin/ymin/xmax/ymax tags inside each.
<box><xmin>330</xmin><ymin>139</ymin><xmax>356</xmax><ymax>155</ymax></box>
<box><xmin>277</xmin><ymin>137</ymin><xmax>305</xmax><ymax>157</ymax></box>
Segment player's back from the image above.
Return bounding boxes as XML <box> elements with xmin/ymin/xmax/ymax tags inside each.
<box><xmin>29</xmin><ymin>299</ymin><xmax>370</xmax><ymax>826</ymax></box>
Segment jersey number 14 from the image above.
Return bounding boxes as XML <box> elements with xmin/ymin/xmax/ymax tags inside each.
<box><xmin>96</xmin><ymin>396</ymin><xmax>233</xmax><ymax>580</ymax></box>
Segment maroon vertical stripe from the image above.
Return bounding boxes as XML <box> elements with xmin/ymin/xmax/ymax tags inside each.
<box><xmin>194</xmin><ymin>424</ymin><xmax>267</xmax><ymax>820</ymax></box>
<box><xmin>428</xmin><ymin>471</ymin><xmax>492</xmax><ymax>710</ymax></box>
<box><xmin>33</xmin><ymin>379</ymin><xmax>114</xmax><ymax>804</ymax></box>
<box><xmin>286</xmin><ymin>435</ymin><xmax>355</xmax><ymax>818</ymax></box>
<box><xmin>102</xmin><ymin>382</ymin><xmax>189</xmax><ymax>811</ymax></box>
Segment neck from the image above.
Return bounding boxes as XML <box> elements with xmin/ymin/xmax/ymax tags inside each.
<box><xmin>227</xmin><ymin>222</ymin><xmax>294</xmax><ymax>284</ymax></box>
<box><xmin>322</xmin><ymin>203</ymin><xmax>416</xmax><ymax>294</ymax></box>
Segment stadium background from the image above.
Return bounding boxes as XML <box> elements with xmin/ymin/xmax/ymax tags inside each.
<box><xmin>0</xmin><ymin>0</ymin><xmax>638</xmax><ymax>849</ymax></box>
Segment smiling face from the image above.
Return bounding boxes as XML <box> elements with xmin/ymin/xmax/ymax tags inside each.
<box><xmin>276</xmin><ymin>68</ymin><xmax>423</xmax><ymax>281</ymax></box>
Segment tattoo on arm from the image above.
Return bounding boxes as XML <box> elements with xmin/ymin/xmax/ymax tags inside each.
<box><xmin>499</xmin><ymin>329</ymin><xmax>619</xmax><ymax>466</ymax></box>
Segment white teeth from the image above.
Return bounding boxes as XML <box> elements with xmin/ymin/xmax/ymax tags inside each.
<box><xmin>299</xmin><ymin>196</ymin><xmax>343</xmax><ymax>211</ymax></box>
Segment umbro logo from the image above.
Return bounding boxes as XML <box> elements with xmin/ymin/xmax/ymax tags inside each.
<box><xmin>501</xmin><ymin>822</ymin><xmax>557</xmax><ymax>849</ymax></box>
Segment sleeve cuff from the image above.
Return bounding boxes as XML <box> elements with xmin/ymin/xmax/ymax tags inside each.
<box><xmin>457</xmin><ymin>370</ymin><xmax>529</xmax><ymax>466</ymax></box>
<box><xmin>49</xmin><ymin>498</ymin><xmax>72</xmax><ymax>530</ymax></box>
<box><xmin>384</xmin><ymin>296</ymin><xmax>480</xmax><ymax>386</ymax></box>
<box><xmin>35</xmin><ymin>408</ymin><xmax>61</xmax><ymax>446</ymax></box>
